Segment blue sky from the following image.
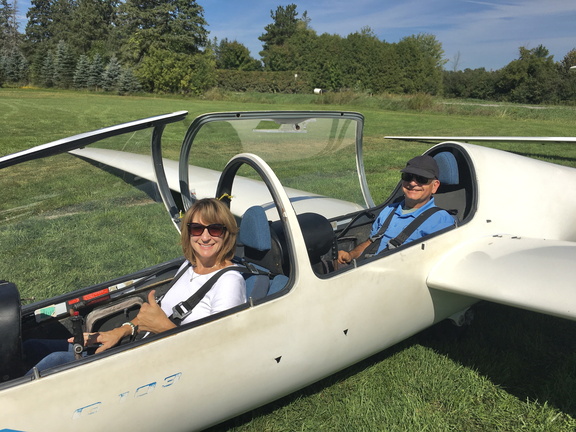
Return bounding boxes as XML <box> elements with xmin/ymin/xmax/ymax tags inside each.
<box><xmin>15</xmin><ymin>0</ymin><xmax>576</xmax><ymax>71</ymax></box>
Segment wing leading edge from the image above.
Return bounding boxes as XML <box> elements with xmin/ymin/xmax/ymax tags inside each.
<box><xmin>427</xmin><ymin>235</ymin><xmax>576</xmax><ymax>321</ymax></box>
<box><xmin>385</xmin><ymin>136</ymin><xmax>576</xmax><ymax>143</ymax></box>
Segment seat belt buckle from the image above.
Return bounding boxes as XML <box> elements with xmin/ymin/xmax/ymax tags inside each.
<box><xmin>387</xmin><ymin>239</ymin><xmax>401</xmax><ymax>249</ymax></box>
<box><xmin>172</xmin><ymin>302</ymin><xmax>191</xmax><ymax>321</ymax></box>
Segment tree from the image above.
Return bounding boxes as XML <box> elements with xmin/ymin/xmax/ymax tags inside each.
<box><xmin>137</xmin><ymin>48</ymin><xmax>215</xmax><ymax>94</ymax></box>
<box><xmin>53</xmin><ymin>39</ymin><xmax>75</xmax><ymax>88</ymax></box>
<box><xmin>395</xmin><ymin>33</ymin><xmax>446</xmax><ymax>95</ymax></box>
<box><xmin>495</xmin><ymin>45</ymin><xmax>559</xmax><ymax>104</ymax></box>
<box><xmin>443</xmin><ymin>68</ymin><xmax>497</xmax><ymax>100</ymax></box>
<box><xmin>216</xmin><ymin>38</ymin><xmax>261</xmax><ymax>71</ymax></box>
<box><xmin>67</xmin><ymin>0</ymin><xmax>118</xmax><ymax>56</ymax></box>
<box><xmin>560</xmin><ymin>48</ymin><xmax>576</xmax><ymax>72</ymax></box>
<box><xmin>304</xmin><ymin>33</ymin><xmax>345</xmax><ymax>91</ymax></box>
<box><xmin>0</xmin><ymin>0</ymin><xmax>19</xmax><ymax>50</ymax></box>
<box><xmin>102</xmin><ymin>55</ymin><xmax>122</xmax><ymax>91</ymax></box>
<box><xmin>0</xmin><ymin>48</ymin><xmax>29</xmax><ymax>83</ymax></box>
<box><xmin>116</xmin><ymin>0</ymin><xmax>208</xmax><ymax>64</ymax></box>
<box><xmin>87</xmin><ymin>53</ymin><xmax>104</xmax><ymax>89</ymax></box>
<box><xmin>259</xmin><ymin>4</ymin><xmax>300</xmax><ymax>50</ymax></box>
<box><xmin>558</xmin><ymin>48</ymin><xmax>576</xmax><ymax>102</ymax></box>
<box><xmin>117</xmin><ymin>66</ymin><xmax>141</xmax><ymax>94</ymax></box>
<box><xmin>39</xmin><ymin>49</ymin><xmax>54</xmax><ymax>86</ymax></box>
<box><xmin>73</xmin><ymin>54</ymin><xmax>90</xmax><ymax>88</ymax></box>
<box><xmin>49</xmin><ymin>0</ymin><xmax>75</xmax><ymax>45</ymax></box>
<box><xmin>24</xmin><ymin>0</ymin><xmax>54</xmax><ymax>47</ymax></box>
<box><xmin>259</xmin><ymin>4</ymin><xmax>309</xmax><ymax>70</ymax></box>
<box><xmin>341</xmin><ymin>27</ymin><xmax>401</xmax><ymax>93</ymax></box>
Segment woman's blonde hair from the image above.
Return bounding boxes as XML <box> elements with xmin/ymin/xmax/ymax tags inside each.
<box><xmin>180</xmin><ymin>198</ymin><xmax>238</xmax><ymax>266</ymax></box>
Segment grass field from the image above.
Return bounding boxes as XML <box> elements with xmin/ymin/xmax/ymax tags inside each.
<box><xmin>2</xmin><ymin>88</ymin><xmax>576</xmax><ymax>431</ymax></box>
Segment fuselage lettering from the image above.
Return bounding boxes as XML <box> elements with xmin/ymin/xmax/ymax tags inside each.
<box><xmin>72</xmin><ymin>402</ymin><xmax>101</xmax><ymax>419</ymax></box>
<box><xmin>73</xmin><ymin>372</ymin><xmax>182</xmax><ymax>419</ymax></box>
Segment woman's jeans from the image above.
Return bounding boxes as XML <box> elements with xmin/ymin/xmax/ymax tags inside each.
<box><xmin>23</xmin><ymin>339</ymin><xmax>88</xmax><ymax>375</ymax></box>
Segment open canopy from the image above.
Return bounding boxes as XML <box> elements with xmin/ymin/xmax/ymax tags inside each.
<box><xmin>0</xmin><ymin>110</ymin><xmax>369</xmax><ymax>300</ymax></box>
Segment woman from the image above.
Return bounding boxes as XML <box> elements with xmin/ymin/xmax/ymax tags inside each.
<box><xmin>24</xmin><ymin>198</ymin><xmax>246</xmax><ymax>372</ymax></box>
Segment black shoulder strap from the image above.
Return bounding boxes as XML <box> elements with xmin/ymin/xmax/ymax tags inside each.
<box><xmin>369</xmin><ymin>207</ymin><xmax>396</xmax><ymax>243</ymax></box>
<box><xmin>366</xmin><ymin>207</ymin><xmax>445</xmax><ymax>256</ymax></box>
<box><xmin>169</xmin><ymin>265</ymin><xmax>249</xmax><ymax>325</ymax></box>
<box><xmin>388</xmin><ymin>207</ymin><xmax>445</xmax><ymax>249</ymax></box>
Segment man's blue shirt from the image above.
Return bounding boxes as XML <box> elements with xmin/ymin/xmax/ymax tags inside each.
<box><xmin>369</xmin><ymin>197</ymin><xmax>455</xmax><ymax>254</ymax></box>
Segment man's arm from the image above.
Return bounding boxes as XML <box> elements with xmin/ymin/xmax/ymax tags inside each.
<box><xmin>337</xmin><ymin>239</ymin><xmax>372</xmax><ymax>264</ymax></box>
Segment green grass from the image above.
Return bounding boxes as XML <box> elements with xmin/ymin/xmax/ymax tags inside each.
<box><xmin>2</xmin><ymin>88</ymin><xmax>576</xmax><ymax>431</ymax></box>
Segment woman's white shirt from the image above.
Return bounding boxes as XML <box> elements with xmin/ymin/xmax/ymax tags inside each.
<box><xmin>160</xmin><ymin>262</ymin><xmax>246</xmax><ymax>325</ymax></box>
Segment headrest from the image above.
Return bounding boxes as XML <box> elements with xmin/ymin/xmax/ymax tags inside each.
<box><xmin>297</xmin><ymin>213</ymin><xmax>334</xmax><ymax>263</ymax></box>
<box><xmin>434</xmin><ymin>152</ymin><xmax>459</xmax><ymax>185</ymax></box>
<box><xmin>238</xmin><ymin>206</ymin><xmax>271</xmax><ymax>251</ymax></box>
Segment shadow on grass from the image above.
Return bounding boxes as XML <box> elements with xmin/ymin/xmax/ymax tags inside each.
<box><xmin>415</xmin><ymin>302</ymin><xmax>576</xmax><ymax>418</ymax></box>
<box><xmin>207</xmin><ymin>302</ymin><xmax>576</xmax><ymax>431</ymax></box>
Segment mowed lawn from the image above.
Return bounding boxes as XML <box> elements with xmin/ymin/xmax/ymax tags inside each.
<box><xmin>2</xmin><ymin>88</ymin><xmax>576</xmax><ymax>431</ymax></box>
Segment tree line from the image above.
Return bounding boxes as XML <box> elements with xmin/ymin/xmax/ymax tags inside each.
<box><xmin>1</xmin><ymin>1</ymin><xmax>575</xmax><ymax>103</ymax></box>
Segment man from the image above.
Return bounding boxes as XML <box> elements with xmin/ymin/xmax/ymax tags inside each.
<box><xmin>337</xmin><ymin>155</ymin><xmax>455</xmax><ymax>264</ymax></box>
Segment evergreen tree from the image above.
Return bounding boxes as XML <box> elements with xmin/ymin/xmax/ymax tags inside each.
<box><xmin>68</xmin><ymin>0</ymin><xmax>117</xmax><ymax>56</ymax></box>
<box><xmin>50</xmin><ymin>0</ymin><xmax>75</xmax><ymax>45</ymax></box>
<box><xmin>0</xmin><ymin>0</ymin><xmax>19</xmax><ymax>50</ymax></box>
<box><xmin>53</xmin><ymin>39</ymin><xmax>75</xmax><ymax>88</ymax></box>
<box><xmin>3</xmin><ymin>49</ymin><xmax>29</xmax><ymax>83</ymax></box>
<box><xmin>102</xmin><ymin>55</ymin><xmax>121</xmax><ymax>91</ymax></box>
<box><xmin>259</xmin><ymin>4</ymin><xmax>300</xmax><ymax>50</ymax></box>
<box><xmin>73</xmin><ymin>54</ymin><xmax>90</xmax><ymax>88</ymax></box>
<box><xmin>117</xmin><ymin>0</ymin><xmax>208</xmax><ymax>64</ymax></box>
<box><xmin>259</xmin><ymin>4</ymin><xmax>307</xmax><ymax>71</ymax></box>
<box><xmin>87</xmin><ymin>53</ymin><xmax>104</xmax><ymax>89</ymax></box>
<box><xmin>117</xmin><ymin>67</ymin><xmax>141</xmax><ymax>94</ymax></box>
<box><xmin>24</xmin><ymin>0</ymin><xmax>54</xmax><ymax>46</ymax></box>
<box><xmin>40</xmin><ymin>49</ymin><xmax>54</xmax><ymax>86</ymax></box>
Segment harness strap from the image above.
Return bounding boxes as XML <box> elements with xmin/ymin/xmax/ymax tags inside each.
<box><xmin>368</xmin><ymin>207</ymin><xmax>396</xmax><ymax>243</ymax></box>
<box><xmin>367</xmin><ymin>206</ymin><xmax>445</xmax><ymax>254</ymax></box>
<box><xmin>388</xmin><ymin>207</ymin><xmax>445</xmax><ymax>248</ymax></box>
<box><xmin>167</xmin><ymin>264</ymin><xmax>268</xmax><ymax>325</ymax></box>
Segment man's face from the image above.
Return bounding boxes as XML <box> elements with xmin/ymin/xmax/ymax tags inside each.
<box><xmin>401</xmin><ymin>173</ymin><xmax>440</xmax><ymax>209</ymax></box>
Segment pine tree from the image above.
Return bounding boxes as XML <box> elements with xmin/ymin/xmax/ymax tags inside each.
<box><xmin>53</xmin><ymin>40</ymin><xmax>75</xmax><ymax>88</ymax></box>
<box><xmin>116</xmin><ymin>0</ymin><xmax>208</xmax><ymax>64</ymax></box>
<box><xmin>0</xmin><ymin>0</ymin><xmax>19</xmax><ymax>50</ymax></box>
<box><xmin>73</xmin><ymin>54</ymin><xmax>90</xmax><ymax>88</ymax></box>
<box><xmin>40</xmin><ymin>49</ymin><xmax>54</xmax><ymax>87</ymax></box>
<box><xmin>68</xmin><ymin>0</ymin><xmax>117</xmax><ymax>55</ymax></box>
<box><xmin>101</xmin><ymin>55</ymin><xmax>121</xmax><ymax>91</ymax></box>
<box><xmin>87</xmin><ymin>53</ymin><xmax>104</xmax><ymax>89</ymax></box>
<box><xmin>25</xmin><ymin>0</ymin><xmax>54</xmax><ymax>46</ymax></box>
<box><xmin>3</xmin><ymin>49</ymin><xmax>29</xmax><ymax>83</ymax></box>
<box><xmin>117</xmin><ymin>67</ymin><xmax>141</xmax><ymax>94</ymax></box>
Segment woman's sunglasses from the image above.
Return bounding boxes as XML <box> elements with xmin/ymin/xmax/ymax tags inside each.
<box><xmin>401</xmin><ymin>172</ymin><xmax>434</xmax><ymax>184</ymax></box>
<box><xmin>187</xmin><ymin>223</ymin><xmax>227</xmax><ymax>237</ymax></box>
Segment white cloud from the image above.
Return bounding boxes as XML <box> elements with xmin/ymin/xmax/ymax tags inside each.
<box><xmin>15</xmin><ymin>0</ymin><xmax>576</xmax><ymax>70</ymax></box>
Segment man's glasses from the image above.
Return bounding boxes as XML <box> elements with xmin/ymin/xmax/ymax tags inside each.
<box><xmin>187</xmin><ymin>223</ymin><xmax>227</xmax><ymax>237</ymax></box>
<box><xmin>401</xmin><ymin>172</ymin><xmax>433</xmax><ymax>184</ymax></box>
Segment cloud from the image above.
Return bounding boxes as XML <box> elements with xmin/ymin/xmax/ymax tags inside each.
<box><xmin>15</xmin><ymin>0</ymin><xmax>576</xmax><ymax>70</ymax></box>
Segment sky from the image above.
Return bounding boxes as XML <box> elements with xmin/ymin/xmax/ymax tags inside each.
<box><xmin>15</xmin><ymin>0</ymin><xmax>576</xmax><ymax>71</ymax></box>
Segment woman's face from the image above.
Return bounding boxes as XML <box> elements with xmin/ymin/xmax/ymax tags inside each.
<box><xmin>189</xmin><ymin>216</ymin><xmax>225</xmax><ymax>265</ymax></box>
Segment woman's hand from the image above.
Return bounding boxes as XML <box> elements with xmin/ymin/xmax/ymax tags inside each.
<box><xmin>67</xmin><ymin>326</ymin><xmax>129</xmax><ymax>354</ymax></box>
<box><xmin>136</xmin><ymin>290</ymin><xmax>176</xmax><ymax>334</ymax></box>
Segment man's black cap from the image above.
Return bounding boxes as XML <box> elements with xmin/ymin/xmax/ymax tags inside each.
<box><xmin>401</xmin><ymin>155</ymin><xmax>439</xmax><ymax>179</ymax></box>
